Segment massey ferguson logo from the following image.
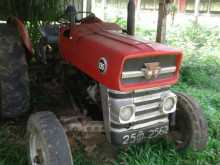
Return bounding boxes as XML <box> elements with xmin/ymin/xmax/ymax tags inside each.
<box><xmin>98</xmin><ymin>57</ymin><xmax>107</xmax><ymax>74</ymax></box>
<box><xmin>142</xmin><ymin>62</ymin><xmax>161</xmax><ymax>79</ymax></box>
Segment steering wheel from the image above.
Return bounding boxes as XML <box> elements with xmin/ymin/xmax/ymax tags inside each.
<box><xmin>58</xmin><ymin>11</ymin><xmax>96</xmax><ymax>24</ymax></box>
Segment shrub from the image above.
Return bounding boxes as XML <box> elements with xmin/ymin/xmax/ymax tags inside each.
<box><xmin>166</xmin><ymin>23</ymin><xmax>220</xmax><ymax>91</ymax></box>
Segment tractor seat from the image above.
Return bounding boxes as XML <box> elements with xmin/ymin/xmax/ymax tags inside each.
<box><xmin>39</xmin><ymin>25</ymin><xmax>59</xmax><ymax>44</ymax></box>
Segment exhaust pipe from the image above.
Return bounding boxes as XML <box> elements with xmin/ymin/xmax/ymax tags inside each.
<box><xmin>127</xmin><ymin>0</ymin><xmax>136</xmax><ymax>35</ymax></box>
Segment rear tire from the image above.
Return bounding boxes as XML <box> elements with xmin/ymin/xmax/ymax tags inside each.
<box><xmin>169</xmin><ymin>92</ymin><xmax>208</xmax><ymax>151</ymax></box>
<box><xmin>0</xmin><ymin>23</ymin><xmax>30</xmax><ymax>119</ymax></box>
<box><xmin>27</xmin><ymin>111</ymin><xmax>73</xmax><ymax>165</ymax></box>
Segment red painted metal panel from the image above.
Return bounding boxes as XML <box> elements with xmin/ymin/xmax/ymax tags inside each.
<box><xmin>59</xmin><ymin>22</ymin><xmax>182</xmax><ymax>92</ymax></box>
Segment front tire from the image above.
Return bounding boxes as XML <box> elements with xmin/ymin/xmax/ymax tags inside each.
<box><xmin>27</xmin><ymin>111</ymin><xmax>73</xmax><ymax>165</ymax></box>
<box><xmin>169</xmin><ymin>92</ymin><xmax>208</xmax><ymax>151</ymax></box>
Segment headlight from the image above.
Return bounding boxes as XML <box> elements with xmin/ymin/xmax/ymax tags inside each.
<box><xmin>119</xmin><ymin>105</ymin><xmax>135</xmax><ymax>123</ymax></box>
<box><xmin>161</xmin><ymin>92</ymin><xmax>177</xmax><ymax>114</ymax></box>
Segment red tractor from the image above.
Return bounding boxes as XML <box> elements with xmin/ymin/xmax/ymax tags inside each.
<box><xmin>0</xmin><ymin>2</ymin><xmax>208</xmax><ymax>165</ymax></box>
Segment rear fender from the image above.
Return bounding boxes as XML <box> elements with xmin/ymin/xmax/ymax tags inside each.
<box><xmin>8</xmin><ymin>17</ymin><xmax>33</xmax><ymax>55</ymax></box>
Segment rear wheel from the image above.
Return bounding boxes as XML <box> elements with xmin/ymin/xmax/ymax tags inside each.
<box><xmin>169</xmin><ymin>92</ymin><xmax>208</xmax><ymax>151</ymax></box>
<box><xmin>0</xmin><ymin>23</ymin><xmax>30</xmax><ymax>119</ymax></box>
<box><xmin>27</xmin><ymin>111</ymin><xmax>73</xmax><ymax>165</ymax></box>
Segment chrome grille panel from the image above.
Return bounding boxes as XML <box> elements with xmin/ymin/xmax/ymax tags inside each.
<box><xmin>122</xmin><ymin>55</ymin><xmax>177</xmax><ymax>84</ymax></box>
<box><xmin>109</xmin><ymin>87</ymin><xmax>169</xmax><ymax>131</ymax></box>
<box><xmin>100</xmin><ymin>85</ymin><xmax>174</xmax><ymax>144</ymax></box>
<box><xmin>135</xmin><ymin>111</ymin><xmax>164</xmax><ymax>121</ymax></box>
<box><xmin>122</xmin><ymin>66</ymin><xmax>176</xmax><ymax>79</ymax></box>
<box><xmin>134</xmin><ymin>93</ymin><xmax>161</xmax><ymax>103</ymax></box>
<box><xmin>135</xmin><ymin>102</ymin><xmax>160</xmax><ymax>113</ymax></box>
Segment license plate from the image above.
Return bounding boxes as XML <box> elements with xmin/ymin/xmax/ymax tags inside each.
<box><xmin>122</xmin><ymin>125</ymin><xmax>169</xmax><ymax>145</ymax></box>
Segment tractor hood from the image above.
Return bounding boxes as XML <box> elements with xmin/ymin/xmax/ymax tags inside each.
<box><xmin>59</xmin><ymin>22</ymin><xmax>182</xmax><ymax>92</ymax></box>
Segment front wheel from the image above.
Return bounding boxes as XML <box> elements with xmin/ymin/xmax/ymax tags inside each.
<box><xmin>27</xmin><ymin>111</ymin><xmax>73</xmax><ymax>165</ymax></box>
<box><xmin>169</xmin><ymin>92</ymin><xmax>208</xmax><ymax>151</ymax></box>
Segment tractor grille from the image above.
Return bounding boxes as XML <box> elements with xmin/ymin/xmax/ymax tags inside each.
<box><xmin>109</xmin><ymin>87</ymin><xmax>169</xmax><ymax>131</ymax></box>
<box><xmin>121</xmin><ymin>55</ymin><xmax>176</xmax><ymax>84</ymax></box>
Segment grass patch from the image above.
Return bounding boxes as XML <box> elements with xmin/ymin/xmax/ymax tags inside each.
<box><xmin>0</xmin><ymin>123</ymin><xmax>27</xmax><ymax>165</ymax></box>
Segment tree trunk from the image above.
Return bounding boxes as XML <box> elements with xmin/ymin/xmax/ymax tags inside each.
<box><xmin>156</xmin><ymin>0</ymin><xmax>169</xmax><ymax>43</ymax></box>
